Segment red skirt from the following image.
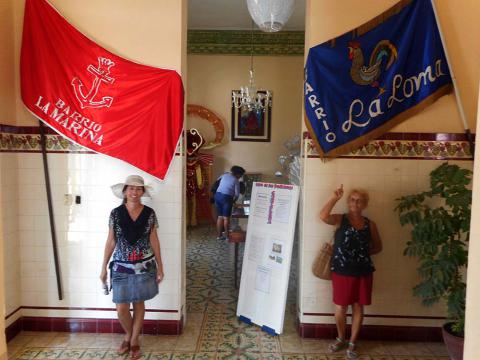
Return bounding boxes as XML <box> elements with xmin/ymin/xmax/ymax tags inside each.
<box><xmin>331</xmin><ymin>272</ymin><xmax>373</xmax><ymax>306</ymax></box>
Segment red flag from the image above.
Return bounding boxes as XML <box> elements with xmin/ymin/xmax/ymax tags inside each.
<box><xmin>21</xmin><ymin>0</ymin><xmax>184</xmax><ymax>180</ymax></box>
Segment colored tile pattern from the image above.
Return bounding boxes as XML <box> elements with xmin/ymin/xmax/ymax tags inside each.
<box><xmin>1</xmin><ymin>125</ymin><xmax>472</xmax><ymax>161</ymax></box>
<box><xmin>0</xmin><ymin>133</ymin><xmax>88</xmax><ymax>152</ymax></box>
<box><xmin>187</xmin><ymin>30</ymin><xmax>304</xmax><ymax>56</ymax></box>
<box><xmin>8</xmin><ymin>227</ymin><xmax>449</xmax><ymax>359</ymax></box>
<box><xmin>304</xmin><ymin>136</ymin><xmax>473</xmax><ymax>160</ymax></box>
<box><xmin>0</xmin><ymin>127</ymin><xmax>183</xmax><ymax>154</ymax></box>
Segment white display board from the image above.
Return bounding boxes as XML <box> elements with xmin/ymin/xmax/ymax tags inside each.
<box><xmin>236</xmin><ymin>182</ymin><xmax>300</xmax><ymax>335</ymax></box>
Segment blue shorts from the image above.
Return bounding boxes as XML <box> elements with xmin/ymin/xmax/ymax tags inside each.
<box><xmin>214</xmin><ymin>192</ymin><xmax>234</xmax><ymax>217</ymax></box>
<box><xmin>112</xmin><ymin>271</ymin><xmax>158</xmax><ymax>304</ymax></box>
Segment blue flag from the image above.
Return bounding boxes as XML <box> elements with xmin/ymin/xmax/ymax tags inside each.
<box><xmin>304</xmin><ymin>0</ymin><xmax>452</xmax><ymax>156</ymax></box>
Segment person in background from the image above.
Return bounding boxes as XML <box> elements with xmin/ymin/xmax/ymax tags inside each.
<box><xmin>319</xmin><ymin>185</ymin><xmax>382</xmax><ymax>360</ymax></box>
<box><xmin>100</xmin><ymin>175</ymin><xmax>164</xmax><ymax>359</ymax></box>
<box><xmin>214</xmin><ymin>165</ymin><xmax>246</xmax><ymax>240</ymax></box>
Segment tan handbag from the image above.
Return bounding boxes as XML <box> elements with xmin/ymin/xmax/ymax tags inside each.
<box><xmin>312</xmin><ymin>242</ymin><xmax>333</xmax><ymax>280</ymax></box>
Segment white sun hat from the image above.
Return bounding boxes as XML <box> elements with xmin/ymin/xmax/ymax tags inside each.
<box><xmin>111</xmin><ymin>175</ymin><xmax>153</xmax><ymax>199</ymax></box>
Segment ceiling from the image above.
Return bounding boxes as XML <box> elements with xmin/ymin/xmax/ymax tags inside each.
<box><xmin>188</xmin><ymin>0</ymin><xmax>305</xmax><ymax>31</ymax></box>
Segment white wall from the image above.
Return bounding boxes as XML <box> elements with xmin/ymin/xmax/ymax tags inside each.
<box><xmin>0</xmin><ymin>0</ymin><xmax>187</xmax><ymax>327</ymax></box>
<box><xmin>187</xmin><ymin>55</ymin><xmax>303</xmax><ymax>180</ymax></box>
<box><xmin>14</xmin><ymin>152</ymin><xmax>183</xmax><ymax>321</ymax></box>
<box><xmin>1</xmin><ymin>153</ymin><xmax>20</xmax><ymax>328</ymax></box>
<box><xmin>299</xmin><ymin>155</ymin><xmax>473</xmax><ymax>326</ymax></box>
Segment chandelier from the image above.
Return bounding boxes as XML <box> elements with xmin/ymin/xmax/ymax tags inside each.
<box><xmin>232</xmin><ymin>23</ymin><xmax>272</xmax><ymax>112</ymax></box>
<box><xmin>246</xmin><ymin>0</ymin><xmax>296</xmax><ymax>33</ymax></box>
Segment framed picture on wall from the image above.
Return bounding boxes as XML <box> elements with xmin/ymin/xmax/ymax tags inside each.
<box><xmin>231</xmin><ymin>90</ymin><xmax>272</xmax><ymax>142</ymax></box>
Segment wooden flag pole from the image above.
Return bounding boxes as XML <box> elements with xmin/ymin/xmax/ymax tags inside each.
<box><xmin>39</xmin><ymin>122</ymin><xmax>63</xmax><ymax>300</ymax></box>
<box><xmin>430</xmin><ymin>0</ymin><xmax>475</xmax><ymax>158</ymax></box>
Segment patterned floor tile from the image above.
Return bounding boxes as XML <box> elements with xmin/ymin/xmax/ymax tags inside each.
<box><xmin>216</xmin><ymin>351</ymin><xmax>261</xmax><ymax>360</ymax></box>
<box><xmin>193</xmin><ymin>352</ymin><xmax>217</xmax><ymax>360</ymax></box>
<box><xmin>282</xmin><ymin>355</ymin><xmax>305</xmax><ymax>360</ymax></box>
<box><xmin>324</xmin><ymin>355</ymin><xmax>347</xmax><ymax>360</ymax></box>
<box><xmin>303</xmin><ymin>354</ymin><xmax>328</xmax><ymax>360</ymax></box>
<box><xmin>12</xmin><ymin>348</ymin><xmax>40</xmax><ymax>360</ymax></box>
<box><xmin>35</xmin><ymin>348</ymin><xmax>67</xmax><ymax>359</ymax></box>
<box><xmin>9</xmin><ymin>227</ymin><xmax>450</xmax><ymax>360</ymax></box>
<box><xmin>260</xmin><ymin>353</ymin><xmax>283</xmax><ymax>360</ymax></box>
<box><xmin>421</xmin><ymin>343</ymin><xmax>449</xmax><ymax>357</ymax></box>
<box><xmin>171</xmin><ymin>353</ymin><xmax>196</xmax><ymax>359</ymax></box>
<box><xmin>149</xmin><ymin>352</ymin><xmax>173</xmax><ymax>359</ymax></box>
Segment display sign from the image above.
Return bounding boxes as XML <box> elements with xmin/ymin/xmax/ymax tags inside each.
<box><xmin>236</xmin><ymin>182</ymin><xmax>299</xmax><ymax>335</ymax></box>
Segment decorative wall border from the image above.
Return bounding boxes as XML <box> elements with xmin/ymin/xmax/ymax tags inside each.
<box><xmin>298</xmin><ymin>322</ymin><xmax>442</xmax><ymax>342</ymax></box>
<box><xmin>1</xmin><ymin>124</ymin><xmax>91</xmax><ymax>153</ymax></box>
<box><xmin>6</xmin><ymin>306</ymin><xmax>178</xmax><ymax>317</ymax></box>
<box><xmin>4</xmin><ymin>306</ymin><xmax>182</xmax><ymax>341</ymax></box>
<box><xmin>304</xmin><ymin>131</ymin><xmax>474</xmax><ymax>160</ymax></box>
<box><xmin>187</xmin><ymin>30</ymin><xmax>304</xmax><ymax>56</ymax></box>
<box><xmin>0</xmin><ymin>124</ymin><xmax>183</xmax><ymax>155</ymax></box>
<box><xmin>6</xmin><ymin>316</ymin><xmax>183</xmax><ymax>342</ymax></box>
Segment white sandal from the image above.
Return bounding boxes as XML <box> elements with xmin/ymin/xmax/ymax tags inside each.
<box><xmin>328</xmin><ymin>337</ymin><xmax>347</xmax><ymax>353</ymax></box>
<box><xmin>346</xmin><ymin>342</ymin><xmax>357</xmax><ymax>359</ymax></box>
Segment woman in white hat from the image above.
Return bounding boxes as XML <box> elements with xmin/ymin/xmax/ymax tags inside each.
<box><xmin>100</xmin><ymin>175</ymin><xmax>164</xmax><ymax>359</ymax></box>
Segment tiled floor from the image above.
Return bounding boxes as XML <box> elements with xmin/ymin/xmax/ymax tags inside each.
<box><xmin>8</xmin><ymin>226</ymin><xmax>450</xmax><ymax>359</ymax></box>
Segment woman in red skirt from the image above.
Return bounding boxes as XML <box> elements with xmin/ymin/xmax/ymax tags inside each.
<box><xmin>319</xmin><ymin>185</ymin><xmax>382</xmax><ymax>360</ymax></box>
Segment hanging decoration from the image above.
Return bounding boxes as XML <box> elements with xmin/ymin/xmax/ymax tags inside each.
<box><xmin>246</xmin><ymin>0</ymin><xmax>295</xmax><ymax>33</ymax></box>
<box><xmin>187</xmin><ymin>105</ymin><xmax>225</xmax><ymax>149</ymax></box>
<box><xmin>20</xmin><ymin>0</ymin><xmax>184</xmax><ymax>180</ymax></box>
<box><xmin>304</xmin><ymin>0</ymin><xmax>452</xmax><ymax>158</ymax></box>
<box><xmin>186</xmin><ymin>128</ymin><xmax>214</xmax><ymax>226</ymax></box>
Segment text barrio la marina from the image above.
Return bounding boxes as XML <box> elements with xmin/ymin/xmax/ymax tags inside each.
<box><xmin>35</xmin><ymin>96</ymin><xmax>104</xmax><ymax>146</ymax></box>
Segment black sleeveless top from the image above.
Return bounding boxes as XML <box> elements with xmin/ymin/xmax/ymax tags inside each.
<box><xmin>331</xmin><ymin>214</ymin><xmax>375</xmax><ymax>276</ymax></box>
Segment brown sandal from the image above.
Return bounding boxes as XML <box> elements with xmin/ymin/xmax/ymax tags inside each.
<box><xmin>130</xmin><ymin>344</ymin><xmax>141</xmax><ymax>359</ymax></box>
<box><xmin>117</xmin><ymin>340</ymin><xmax>130</xmax><ymax>355</ymax></box>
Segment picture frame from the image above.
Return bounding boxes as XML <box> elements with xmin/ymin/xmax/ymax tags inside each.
<box><xmin>242</xmin><ymin>173</ymin><xmax>262</xmax><ymax>200</ymax></box>
<box><xmin>231</xmin><ymin>90</ymin><xmax>272</xmax><ymax>142</ymax></box>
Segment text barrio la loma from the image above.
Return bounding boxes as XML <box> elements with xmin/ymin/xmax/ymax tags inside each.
<box><xmin>305</xmin><ymin>59</ymin><xmax>448</xmax><ymax>144</ymax></box>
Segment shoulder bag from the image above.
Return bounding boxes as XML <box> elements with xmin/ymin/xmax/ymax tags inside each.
<box><xmin>312</xmin><ymin>241</ymin><xmax>333</xmax><ymax>280</ymax></box>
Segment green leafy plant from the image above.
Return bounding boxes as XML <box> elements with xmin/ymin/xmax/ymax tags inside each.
<box><xmin>395</xmin><ymin>163</ymin><xmax>472</xmax><ymax>336</ymax></box>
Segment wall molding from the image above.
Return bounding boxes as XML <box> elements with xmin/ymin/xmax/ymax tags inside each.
<box><xmin>5</xmin><ymin>318</ymin><xmax>22</xmax><ymax>342</ymax></box>
<box><xmin>0</xmin><ymin>124</ymin><xmax>182</xmax><ymax>155</ymax></box>
<box><xmin>2</xmin><ymin>125</ymin><xmax>475</xmax><ymax>160</ymax></box>
<box><xmin>5</xmin><ymin>306</ymin><xmax>22</xmax><ymax>320</ymax></box>
<box><xmin>297</xmin><ymin>321</ymin><xmax>442</xmax><ymax>342</ymax></box>
<box><xmin>5</xmin><ymin>316</ymin><xmax>182</xmax><ymax>341</ymax></box>
<box><xmin>6</xmin><ymin>306</ymin><xmax>178</xmax><ymax>315</ymax></box>
<box><xmin>187</xmin><ymin>30</ymin><xmax>304</xmax><ymax>56</ymax></box>
<box><xmin>302</xmin><ymin>312</ymin><xmax>446</xmax><ymax>320</ymax></box>
<box><xmin>304</xmin><ymin>131</ymin><xmax>475</xmax><ymax>160</ymax></box>
<box><xmin>0</xmin><ymin>124</ymin><xmax>90</xmax><ymax>153</ymax></box>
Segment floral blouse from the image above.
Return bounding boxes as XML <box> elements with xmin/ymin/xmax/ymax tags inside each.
<box><xmin>109</xmin><ymin>204</ymin><xmax>158</xmax><ymax>274</ymax></box>
<box><xmin>331</xmin><ymin>214</ymin><xmax>375</xmax><ymax>276</ymax></box>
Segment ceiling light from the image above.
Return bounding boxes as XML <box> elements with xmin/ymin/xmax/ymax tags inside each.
<box><xmin>246</xmin><ymin>0</ymin><xmax>295</xmax><ymax>33</ymax></box>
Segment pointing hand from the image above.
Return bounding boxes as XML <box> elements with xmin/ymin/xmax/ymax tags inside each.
<box><xmin>333</xmin><ymin>184</ymin><xmax>344</xmax><ymax>200</ymax></box>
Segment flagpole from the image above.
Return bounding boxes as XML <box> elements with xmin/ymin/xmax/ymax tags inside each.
<box><xmin>39</xmin><ymin>121</ymin><xmax>63</xmax><ymax>300</ymax></box>
<box><xmin>430</xmin><ymin>0</ymin><xmax>475</xmax><ymax>158</ymax></box>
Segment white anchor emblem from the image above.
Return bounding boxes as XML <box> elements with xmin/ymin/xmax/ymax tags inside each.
<box><xmin>71</xmin><ymin>57</ymin><xmax>115</xmax><ymax>109</ymax></box>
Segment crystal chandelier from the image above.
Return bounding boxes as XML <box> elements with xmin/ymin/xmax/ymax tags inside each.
<box><xmin>246</xmin><ymin>0</ymin><xmax>296</xmax><ymax>33</ymax></box>
<box><xmin>232</xmin><ymin>23</ymin><xmax>271</xmax><ymax>112</ymax></box>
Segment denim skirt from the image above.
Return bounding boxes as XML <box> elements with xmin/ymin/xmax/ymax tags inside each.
<box><xmin>112</xmin><ymin>271</ymin><xmax>158</xmax><ymax>304</ymax></box>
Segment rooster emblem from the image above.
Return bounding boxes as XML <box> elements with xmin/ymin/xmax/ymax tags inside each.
<box><xmin>348</xmin><ymin>40</ymin><xmax>398</xmax><ymax>94</ymax></box>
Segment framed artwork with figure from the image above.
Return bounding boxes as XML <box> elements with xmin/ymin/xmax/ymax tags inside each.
<box><xmin>231</xmin><ymin>90</ymin><xmax>272</xmax><ymax>142</ymax></box>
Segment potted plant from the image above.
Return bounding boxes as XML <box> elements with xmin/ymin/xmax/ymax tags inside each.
<box><xmin>395</xmin><ymin>162</ymin><xmax>472</xmax><ymax>360</ymax></box>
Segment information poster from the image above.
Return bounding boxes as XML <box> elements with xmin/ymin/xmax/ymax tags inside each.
<box><xmin>236</xmin><ymin>182</ymin><xmax>299</xmax><ymax>335</ymax></box>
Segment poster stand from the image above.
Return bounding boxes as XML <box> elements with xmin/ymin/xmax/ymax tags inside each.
<box><xmin>236</xmin><ymin>182</ymin><xmax>300</xmax><ymax>335</ymax></box>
